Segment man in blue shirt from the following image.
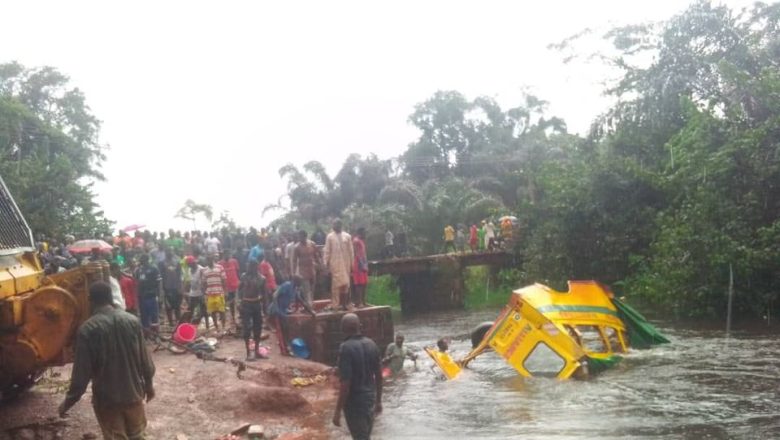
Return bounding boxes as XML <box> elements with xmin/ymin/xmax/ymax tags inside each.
<box><xmin>269</xmin><ymin>276</ymin><xmax>315</xmax><ymax>355</ymax></box>
<box><xmin>135</xmin><ymin>253</ymin><xmax>161</xmax><ymax>334</ymax></box>
<box><xmin>248</xmin><ymin>241</ymin><xmax>264</xmax><ymax>263</ymax></box>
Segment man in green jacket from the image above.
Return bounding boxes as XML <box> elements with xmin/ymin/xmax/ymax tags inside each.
<box><xmin>59</xmin><ymin>281</ymin><xmax>156</xmax><ymax>439</ymax></box>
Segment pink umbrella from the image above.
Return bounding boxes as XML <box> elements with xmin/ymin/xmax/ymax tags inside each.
<box><xmin>68</xmin><ymin>239</ymin><xmax>113</xmax><ymax>255</ymax></box>
<box><xmin>122</xmin><ymin>224</ymin><xmax>146</xmax><ymax>233</ymax></box>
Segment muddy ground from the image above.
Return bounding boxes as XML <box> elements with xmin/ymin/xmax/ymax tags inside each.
<box><xmin>0</xmin><ymin>327</ymin><xmax>343</xmax><ymax>440</ymax></box>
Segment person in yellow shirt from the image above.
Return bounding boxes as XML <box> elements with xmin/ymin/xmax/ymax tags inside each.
<box><xmin>499</xmin><ymin>218</ymin><xmax>514</xmax><ymax>250</ymax></box>
<box><xmin>443</xmin><ymin>225</ymin><xmax>456</xmax><ymax>253</ymax></box>
<box><xmin>501</xmin><ymin>218</ymin><xmax>513</xmax><ymax>240</ymax></box>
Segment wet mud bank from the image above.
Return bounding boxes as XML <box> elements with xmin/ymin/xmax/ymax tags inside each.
<box><xmin>0</xmin><ymin>333</ymin><xmax>337</xmax><ymax>440</ymax></box>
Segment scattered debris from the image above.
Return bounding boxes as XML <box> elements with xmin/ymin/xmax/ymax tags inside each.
<box><xmin>290</xmin><ymin>374</ymin><xmax>327</xmax><ymax>387</ymax></box>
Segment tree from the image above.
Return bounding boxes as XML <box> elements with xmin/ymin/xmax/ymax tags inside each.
<box><xmin>277</xmin><ymin>155</ymin><xmax>395</xmax><ymax>225</ymax></box>
<box><xmin>378</xmin><ymin>178</ymin><xmax>504</xmax><ymax>254</ymax></box>
<box><xmin>540</xmin><ymin>1</ymin><xmax>780</xmax><ymax>316</ymax></box>
<box><xmin>0</xmin><ymin>62</ymin><xmax>111</xmax><ymax>238</ymax></box>
<box><xmin>175</xmin><ymin>199</ymin><xmax>214</xmax><ymax>229</ymax></box>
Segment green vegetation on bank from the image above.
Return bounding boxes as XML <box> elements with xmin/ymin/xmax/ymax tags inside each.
<box><xmin>367</xmin><ymin>269</ymin><xmax>518</xmax><ymax>311</ymax></box>
<box><xmin>464</xmin><ymin>267</ymin><xmax>521</xmax><ymax>310</ymax></box>
<box><xmin>366</xmin><ymin>275</ymin><xmax>401</xmax><ymax>309</ymax></box>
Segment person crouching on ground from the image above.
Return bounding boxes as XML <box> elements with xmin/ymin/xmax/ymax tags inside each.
<box><xmin>239</xmin><ymin>260</ymin><xmax>267</xmax><ymax>361</ymax></box>
<box><xmin>333</xmin><ymin>313</ymin><xmax>382</xmax><ymax>440</ymax></box>
<box><xmin>59</xmin><ymin>281</ymin><xmax>156</xmax><ymax>439</ymax></box>
<box><xmin>269</xmin><ymin>275</ymin><xmax>315</xmax><ymax>356</ymax></box>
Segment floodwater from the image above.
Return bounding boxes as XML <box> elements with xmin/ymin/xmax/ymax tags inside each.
<box><xmin>369</xmin><ymin>309</ymin><xmax>780</xmax><ymax>440</ymax></box>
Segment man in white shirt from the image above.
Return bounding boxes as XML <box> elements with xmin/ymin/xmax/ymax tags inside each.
<box><xmin>205</xmin><ymin>232</ymin><xmax>221</xmax><ymax>257</ymax></box>
<box><xmin>383</xmin><ymin>229</ymin><xmax>394</xmax><ymax>259</ymax></box>
<box><xmin>284</xmin><ymin>236</ymin><xmax>297</xmax><ymax>279</ymax></box>
<box><xmin>323</xmin><ymin>219</ymin><xmax>353</xmax><ymax>310</ymax></box>
<box><xmin>485</xmin><ymin>221</ymin><xmax>496</xmax><ymax>250</ymax></box>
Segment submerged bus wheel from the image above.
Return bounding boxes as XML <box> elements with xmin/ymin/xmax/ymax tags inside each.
<box><xmin>471</xmin><ymin>322</ymin><xmax>493</xmax><ymax>348</ymax></box>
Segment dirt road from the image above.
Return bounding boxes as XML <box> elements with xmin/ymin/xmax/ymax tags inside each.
<box><xmin>0</xmin><ymin>331</ymin><xmax>338</xmax><ymax>440</ymax></box>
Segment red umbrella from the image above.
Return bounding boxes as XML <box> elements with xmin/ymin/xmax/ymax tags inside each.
<box><xmin>122</xmin><ymin>224</ymin><xmax>146</xmax><ymax>233</ymax></box>
<box><xmin>68</xmin><ymin>239</ymin><xmax>113</xmax><ymax>254</ymax></box>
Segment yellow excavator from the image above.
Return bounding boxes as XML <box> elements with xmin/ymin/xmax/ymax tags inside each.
<box><xmin>0</xmin><ymin>175</ymin><xmax>110</xmax><ymax>398</ymax></box>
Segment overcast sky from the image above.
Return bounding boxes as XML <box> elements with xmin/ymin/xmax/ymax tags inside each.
<box><xmin>1</xmin><ymin>0</ymin><xmax>752</xmax><ymax>232</ymax></box>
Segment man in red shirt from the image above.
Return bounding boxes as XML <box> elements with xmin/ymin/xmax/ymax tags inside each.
<box><xmin>258</xmin><ymin>255</ymin><xmax>277</xmax><ymax>291</ymax></box>
<box><xmin>258</xmin><ymin>254</ymin><xmax>277</xmax><ymax>316</ymax></box>
<box><xmin>469</xmin><ymin>224</ymin><xmax>479</xmax><ymax>252</ymax></box>
<box><xmin>111</xmin><ymin>263</ymin><xmax>138</xmax><ymax>315</ymax></box>
<box><xmin>220</xmin><ymin>250</ymin><xmax>241</xmax><ymax>327</ymax></box>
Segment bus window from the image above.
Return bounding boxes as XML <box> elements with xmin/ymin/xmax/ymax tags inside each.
<box><xmin>603</xmin><ymin>326</ymin><xmax>625</xmax><ymax>353</ymax></box>
<box><xmin>523</xmin><ymin>342</ymin><xmax>566</xmax><ymax>377</ymax></box>
<box><xmin>575</xmin><ymin>325</ymin><xmax>608</xmax><ymax>354</ymax></box>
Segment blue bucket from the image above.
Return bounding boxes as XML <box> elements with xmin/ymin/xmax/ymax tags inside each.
<box><xmin>291</xmin><ymin>338</ymin><xmax>310</xmax><ymax>359</ymax></box>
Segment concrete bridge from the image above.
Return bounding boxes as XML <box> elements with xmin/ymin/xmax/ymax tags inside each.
<box><xmin>369</xmin><ymin>251</ymin><xmax>515</xmax><ymax>313</ymax></box>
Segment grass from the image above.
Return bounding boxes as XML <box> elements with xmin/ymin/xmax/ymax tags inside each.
<box><xmin>464</xmin><ymin>266</ymin><xmax>514</xmax><ymax>310</ymax></box>
<box><xmin>366</xmin><ymin>275</ymin><xmax>401</xmax><ymax>309</ymax></box>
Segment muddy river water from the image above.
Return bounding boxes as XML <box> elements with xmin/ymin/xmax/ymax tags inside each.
<box><xmin>363</xmin><ymin>309</ymin><xmax>780</xmax><ymax>440</ymax></box>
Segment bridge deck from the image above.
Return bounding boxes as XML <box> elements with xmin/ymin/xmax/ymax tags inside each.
<box><xmin>369</xmin><ymin>251</ymin><xmax>512</xmax><ymax>276</ymax></box>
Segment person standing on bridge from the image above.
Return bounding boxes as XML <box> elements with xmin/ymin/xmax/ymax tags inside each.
<box><xmin>469</xmin><ymin>224</ymin><xmax>478</xmax><ymax>252</ymax></box>
<box><xmin>383</xmin><ymin>229</ymin><xmax>394</xmax><ymax>259</ymax></box>
<box><xmin>478</xmin><ymin>221</ymin><xmax>487</xmax><ymax>251</ymax></box>
<box><xmin>485</xmin><ymin>220</ymin><xmax>496</xmax><ymax>251</ymax></box>
<box><xmin>443</xmin><ymin>224</ymin><xmax>456</xmax><ymax>253</ymax></box>
<box><xmin>455</xmin><ymin>225</ymin><xmax>466</xmax><ymax>253</ymax></box>
<box><xmin>324</xmin><ymin>219</ymin><xmax>353</xmax><ymax>310</ymax></box>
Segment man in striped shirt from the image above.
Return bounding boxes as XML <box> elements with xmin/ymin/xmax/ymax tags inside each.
<box><xmin>202</xmin><ymin>256</ymin><xmax>227</xmax><ymax>332</ymax></box>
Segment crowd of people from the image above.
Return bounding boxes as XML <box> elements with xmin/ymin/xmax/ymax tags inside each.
<box><xmin>39</xmin><ymin>219</ymin><xmax>372</xmax><ymax>362</ymax></box>
<box><xmin>440</xmin><ymin>217</ymin><xmax>516</xmax><ymax>255</ymax></box>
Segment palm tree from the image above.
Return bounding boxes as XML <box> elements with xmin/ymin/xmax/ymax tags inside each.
<box><xmin>378</xmin><ymin>177</ymin><xmax>504</xmax><ymax>254</ymax></box>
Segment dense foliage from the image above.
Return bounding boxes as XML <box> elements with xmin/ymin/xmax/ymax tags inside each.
<box><xmin>273</xmin><ymin>1</ymin><xmax>780</xmax><ymax>318</ymax></box>
<box><xmin>0</xmin><ymin>62</ymin><xmax>111</xmax><ymax>239</ymax></box>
